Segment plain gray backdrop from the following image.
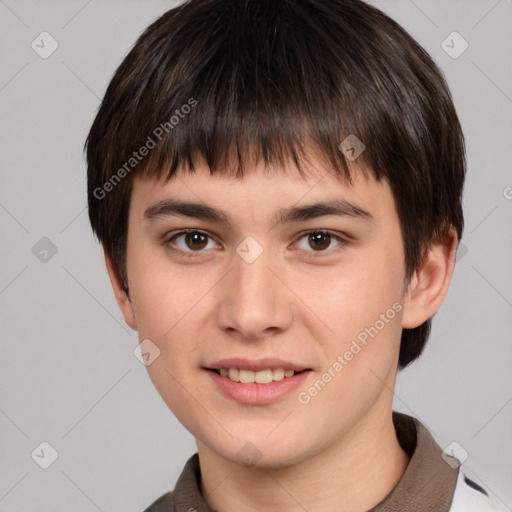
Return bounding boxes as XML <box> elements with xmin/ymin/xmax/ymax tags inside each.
<box><xmin>0</xmin><ymin>0</ymin><xmax>511</xmax><ymax>510</ymax></box>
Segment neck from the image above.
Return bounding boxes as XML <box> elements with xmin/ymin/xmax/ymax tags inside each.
<box><xmin>197</xmin><ymin>400</ymin><xmax>410</xmax><ymax>512</ymax></box>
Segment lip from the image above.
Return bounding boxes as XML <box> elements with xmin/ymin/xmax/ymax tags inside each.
<box><xmin>205</xmin><ymin>357</ymin><xmax>309</xmax><ymax>372</ymax></box>
<box><xmin>205</xmin><ymin>367</ymin><xmax>312</xmax><ymax>405</ymax></box>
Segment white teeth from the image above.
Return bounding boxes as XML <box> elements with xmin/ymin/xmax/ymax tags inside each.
<box><xmin>272</xmin><ymin>368</ymin><xmax>285</xmax><ymax>381</ymax></box>
<box><xmin>255</xmin><ymin>369</ymin><xmax>273</xmax><ymax>384</ymax></box>
<box><xmin>219</xmin><ymin>368</ymin><xmax>298</xmax><ymax>383</ymax></box>
<box><xmin>228</xmin><ymin>368</ymin><xmax>240</xmax><ymax>382</ymax></box>
<box><xmin>239</xmin><ymin>369</ymin><xmax>255</xmax><ymax>383</ymax></box>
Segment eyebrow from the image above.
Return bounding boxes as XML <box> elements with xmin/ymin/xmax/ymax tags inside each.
<box><xmin>143</xmin><ymin>199</ymin><xmax>375</xmax><ymax>227</ymax></box>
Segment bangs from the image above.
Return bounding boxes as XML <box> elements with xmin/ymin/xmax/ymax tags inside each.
<box><xmin>89</xmin><ymin>0</ymin><xmax>413</xmax><ymax>186</ymax></box>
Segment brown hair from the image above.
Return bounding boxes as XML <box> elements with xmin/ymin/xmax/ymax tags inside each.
<box><xmin>86</xmin><ymin>0</ymin><xmax>466</xmax><ymax>368</ymax></box>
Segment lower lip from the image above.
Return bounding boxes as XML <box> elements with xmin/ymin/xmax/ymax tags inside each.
<box><xmin>206</xmin><ymin>370</ymin><xmax>311</xmax><ymax>405</ymax></box>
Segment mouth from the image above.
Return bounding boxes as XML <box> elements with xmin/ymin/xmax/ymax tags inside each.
<box><xmin>204</xmin><ymin>358</ymin><xmax>312</xmax><ymax>404</ymax></box>
<box><xmin>208</xmin><ymin>367</ymin><xmax>307</xmax><ymax>384</ymax></box>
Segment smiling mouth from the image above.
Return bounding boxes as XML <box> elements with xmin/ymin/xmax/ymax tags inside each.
<box><xmin>209</xmin><ymin>368</ymin><xmax>308</xmax><ymax>384</ymax></box>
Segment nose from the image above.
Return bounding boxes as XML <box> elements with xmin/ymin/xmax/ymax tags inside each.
<box><xmin>215</xmin><ymin>245</ymin><xmax>294</xmax><ymax>342</ymax></box>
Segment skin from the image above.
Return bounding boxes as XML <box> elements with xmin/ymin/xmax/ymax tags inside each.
<box><xmin>106</xmin><ymin>152</ymin><xmax>457</xmax><ymax>512</ymax></box>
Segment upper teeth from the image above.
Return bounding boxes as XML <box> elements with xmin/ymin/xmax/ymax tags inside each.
<box><xmin>219</xmin><ymin>368</ymin><xmax>296</xmax><ymax>384</ymax></box>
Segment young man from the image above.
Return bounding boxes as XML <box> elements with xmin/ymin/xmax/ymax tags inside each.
<box><xmin>86</xmin><ymin>0</ymin><xmax>504</xmax><ymax>510</ymax></box>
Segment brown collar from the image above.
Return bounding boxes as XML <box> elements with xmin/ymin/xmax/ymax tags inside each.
<box><xmin>368</xmin><ymin>412</ymin><xmax>458</xmax><ymax>511</ymax></box>
<box><xmin>145</xmin><ymin>412</ymin><xmax>458</xmax><ymax>512</ymax></box>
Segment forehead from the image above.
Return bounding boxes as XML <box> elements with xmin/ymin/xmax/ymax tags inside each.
<box><xmin>129</xmin><ymin>156</ymin><xmax>397</xmax><ymax>226</ymax></box>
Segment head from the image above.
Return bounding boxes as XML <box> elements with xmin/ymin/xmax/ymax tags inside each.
<box><xmin>86</xmin><ymin>0</ymin><xmax>465</xmax><ymax>467</ymax></box>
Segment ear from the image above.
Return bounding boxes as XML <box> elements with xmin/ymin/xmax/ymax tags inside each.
<box><xmin>402</xmin><ymin>227</ymin><xmax>458</xmax><ymax>329</ymax></box>
<box><xmin>104</xmin><ymin>250</ymin><xmax>137</xmax><ymax>330</ymax></box>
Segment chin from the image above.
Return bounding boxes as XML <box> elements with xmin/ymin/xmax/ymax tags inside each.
<box><xmin>204</xmin><ymin>432</ymin><xmax>313</xmax><ymax>470</ymax></box>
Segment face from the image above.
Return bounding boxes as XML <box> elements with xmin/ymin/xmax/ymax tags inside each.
<box><xmin>121</xmin><ymin>156</ymin><xmax>409</xmax><ymax>468</ymax></box>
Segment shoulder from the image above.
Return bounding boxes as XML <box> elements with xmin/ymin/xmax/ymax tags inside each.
<box><xmin>141</xmin><ymin>453</ymin><xmax>202</xmax><ymax>512</ymax></box>
<box><xmin>141</xmin><ymin>491</ymin><xmax>174</xmax><ymax>512</ymax></box>
<box><xmin>449</xmin><ymin>469</ymin><xmax>508</xmax><ymax>512</ymax></box>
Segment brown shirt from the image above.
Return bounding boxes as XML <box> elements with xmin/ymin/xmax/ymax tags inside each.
<box><xmin>143</xmin><ymin>412</ymin><xmax>459</xmax><ymax>512</ymax></box>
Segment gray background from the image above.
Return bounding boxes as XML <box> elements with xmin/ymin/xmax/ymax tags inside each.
<box><xmin>0</xmin><ymin>0</ymin><xmax>511</xmax><ymax>510</ymax></box>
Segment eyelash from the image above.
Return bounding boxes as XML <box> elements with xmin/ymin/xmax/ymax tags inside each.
<box><xmin>165</xmin><ymin>229</ymin><xmax>349</xmax><ymax>257</ymax></box>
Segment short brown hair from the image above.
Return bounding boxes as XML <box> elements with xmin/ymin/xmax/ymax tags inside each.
<box><xmin>86</xmin><ymin>0</ymin><xmax>466</xmax><ymax>368</ymax></box>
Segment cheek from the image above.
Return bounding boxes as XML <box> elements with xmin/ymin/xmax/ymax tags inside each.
<box><xmin>127</xmin><ymin>254</ymin><xmax>207</xmax><ymax>423</ymax></box>
<box><xmin>295</xmin><ymin>250</ymin><xmax>404</xmax><ymax>347</ymax></box>
<box><xmin>127</xmin><ymin>246</ymin><xmax>205</xmax><ymax>339</ymax></box>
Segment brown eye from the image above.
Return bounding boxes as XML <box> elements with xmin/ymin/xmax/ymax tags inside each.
<box><xmin>184</xmin><ymin>231</ymin><xmax>208</xmax><ymax>250</ymax></box>
<box><xmin>294</xmin><ymin>230</ymin><xmax>346</xmax><ymax>254</ymax></box>
<box><xmin>168</xmin><ymin>230</ymin><xmax>216</xmax><ymax>252</ymax></box>
<box><xmin>308</xmin><ymin>232</ymin><xmax>331</xmax><ymax>251</ymax></box>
